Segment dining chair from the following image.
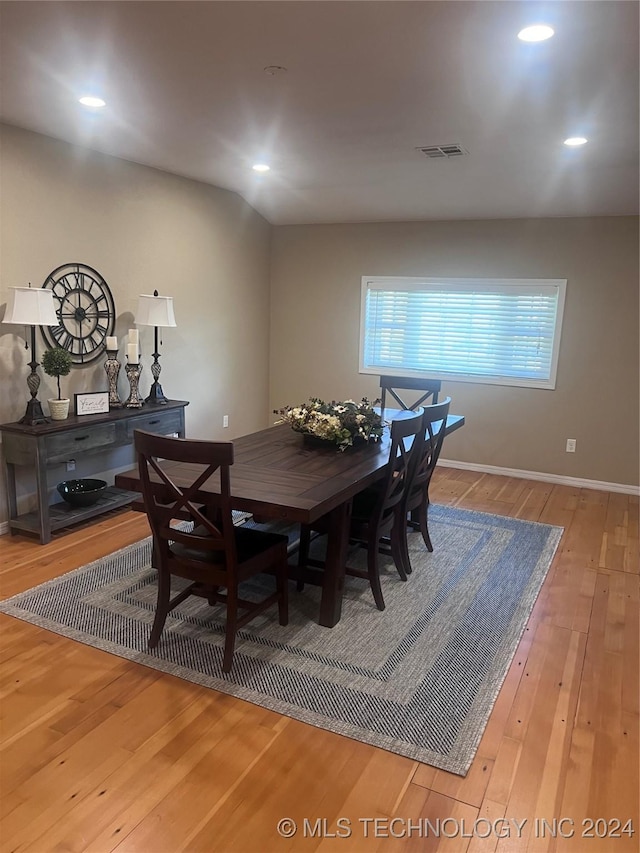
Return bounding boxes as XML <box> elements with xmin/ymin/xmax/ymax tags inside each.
<box><xmin>379</xmin><ymin>375</ymin><xmax>441</xmax><ymax>415</ymax></box>
<box><xmin>396</xmin><ymin>397</ymin><xmax>452</xmax><ymax>574</ymax></box>
<box><xmin>134</xmin><ymin>429</ymin><xmax>289</xmax><ymax>673</ymax></box>
<box><xmin>297</xmin><ymin>408</ymin><xmax>424</xmax><ymax>611</ymax></box>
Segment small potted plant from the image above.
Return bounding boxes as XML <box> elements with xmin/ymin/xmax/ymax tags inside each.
<box><xmin>42</xmin><ymin>346</ymin><xmax>73</xmax><ymax>420</ymax></box>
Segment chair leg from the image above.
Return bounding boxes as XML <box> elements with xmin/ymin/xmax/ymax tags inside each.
<box><xmin>149</xmin><ymin>567</ymin><xmax>171</xmax><ymax>649</ymax></box>
<box><xmin>223</xmin><ymin>586</ymin><xmax>238</xmax><ymax>673</ymax></box>
<box><xmin>402</xmin><ymin>523</ymin><xmax>413</xmax><ymax>574</ymax></box>
<box><xmin>367</xmin><ymin>537</ymin><xmax>385</xmax><ymax>611</ymax></box>
<box><xmin>390</xmin><ymin>520</ymin><xmax>410</xmax><ymax>581</ymax></box>
<box><xmin>419</xmin><ymin>501</ymin><xmax>433</xmax><ymax>552</ymax></box>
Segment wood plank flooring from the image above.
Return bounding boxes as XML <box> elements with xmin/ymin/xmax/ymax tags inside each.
<box><xmin>1</xmin><ymin>470</ymin><xmax>638</xmax><ymax>852</ymax></box>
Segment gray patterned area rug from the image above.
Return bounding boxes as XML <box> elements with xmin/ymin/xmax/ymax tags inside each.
<box><xmin>0</xmin><ymin>506</ymin><xmax>562</xmax><ymax>776</ymax></box>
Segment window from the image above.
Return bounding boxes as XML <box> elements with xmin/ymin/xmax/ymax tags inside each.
<box><xmin>360</xmin><ymin>276</ymin><xmax>566</xmax><ymax>390</ymax></box>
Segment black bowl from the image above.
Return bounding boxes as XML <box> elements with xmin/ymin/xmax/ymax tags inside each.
<box><xmin>57</xmin><ymin>478</ymin><xmax>107</xmax><ymax>507</ymax></box>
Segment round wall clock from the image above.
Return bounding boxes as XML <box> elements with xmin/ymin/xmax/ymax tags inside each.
<box><xmin>41</xmin><ymin>263</ymin><xmax>116</xmax><ymax>364</ymax></box>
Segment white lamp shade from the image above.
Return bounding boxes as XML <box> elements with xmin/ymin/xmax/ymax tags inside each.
<box><xmin>136</xmin><ymin>293</ymin><xmax>176</xmax><ymax>327</ymax></box>
<box><xmin>4</xmin><ymin>287</ymin><xmax>58</xmax><ymax>326</ymax></box>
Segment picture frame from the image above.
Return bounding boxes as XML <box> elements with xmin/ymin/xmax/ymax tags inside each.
<box><xmin>74</xmin><ymin>391</ymin><xmax>110</xmax><ymax>416</ymax></box>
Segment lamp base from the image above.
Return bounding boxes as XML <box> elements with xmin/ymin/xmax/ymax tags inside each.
<box><xmin>19</xmin><ymin>398</ymin><xmax>49</xmax><ymax>426</ymax></box>
<box><xmin>145</xmin><ymin>380</ymin><xmax>168</xmax><ymax>405</ymax></box>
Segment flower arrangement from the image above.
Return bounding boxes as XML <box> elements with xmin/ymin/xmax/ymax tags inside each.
<box><xmin>274</xmin><ymin>397</ymin><xmax>384</xmax><ymax>450</ymax></box>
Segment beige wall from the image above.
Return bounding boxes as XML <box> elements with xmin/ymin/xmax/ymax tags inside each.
<box><xmin>269</xmin><ymin>217</ymin><xmax>639</xmax><ymax>487</ymax></box>
<box><xmin>0</xmin><ymin>123</ymin><xmax>272</xmax><ymax>521</ymax></box>
<box><xmin>1</xmin><ymin>123</ymin><xmax>637</xmax><ymax>531</ymax></box>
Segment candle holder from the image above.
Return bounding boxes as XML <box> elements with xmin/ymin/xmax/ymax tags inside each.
<box><xmin>104</xmin><ymin>349</ymin><xmax>123</xmax><ymax>409</ymax></box>
<box><xmin>146</xmin><ymin>329</ymin><xmax>168</xmax><ymax>404</ymax></box>
<box><xmin>124</xmin><ymin>363</ymin><xmax>144</xmax><ymax>408</ymax></box>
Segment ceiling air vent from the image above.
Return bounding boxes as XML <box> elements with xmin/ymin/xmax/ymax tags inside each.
<box><xmin>417</xmin><ymin>144</ymin><xmax>468</xmax><ymax>159</ymax></box>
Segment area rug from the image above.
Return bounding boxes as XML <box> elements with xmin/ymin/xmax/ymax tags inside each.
<box><xmin>0</xmin><ymin>506</ymin><xmax>562</xmax><ymax>776</ymax></box>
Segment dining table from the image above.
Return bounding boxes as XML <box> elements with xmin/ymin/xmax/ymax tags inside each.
<box><xmin>114</xmin><ymin>409</ymin><xmax>465</xmax><ymax>628</ymax></box>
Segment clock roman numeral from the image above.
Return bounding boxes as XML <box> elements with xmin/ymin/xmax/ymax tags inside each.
<box><xmin>54</xmin><ymin>276</ymin><xmax>75</xmax><ymax>296</ymax></box>
<box><xmin>83</xmin><ymin>308</ymin><xmax>110</xmax><ymax>320</ymax></box>
<box><xmin>58</xmin><ymin>332</ymin><xmax>73</xmax><ymax>351</ymax></box>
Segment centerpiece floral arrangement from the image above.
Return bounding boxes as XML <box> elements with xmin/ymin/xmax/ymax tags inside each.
<box><xmin>274</xmin><ymin>397</ymin><xmax>384</xmax><ymax>450</ymax></box>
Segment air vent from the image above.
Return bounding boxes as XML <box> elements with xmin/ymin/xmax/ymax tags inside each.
<box><xmin>417</xmin><ymin>144</ymin><xmax>468</xmax><ymax>159</ymax></box>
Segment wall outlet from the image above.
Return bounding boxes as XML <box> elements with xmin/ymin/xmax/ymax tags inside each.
<box><xmin>566</xmin><ymin>439</ymin><xmax>576</xmax><ymax>453</ymax></box>
<box><xmin>66</xmin><ymin>459</ymin><xmax>76</xmax><ymax>471</ymax></box>
<box><xmin>223</xmin><ymin>415</ymin><xmax>229</xmax><ymax>428</ymax></box>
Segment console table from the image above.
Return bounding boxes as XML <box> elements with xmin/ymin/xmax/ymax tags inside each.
<box><xmin>0</xmin><ymin>400</ymin><xmax>188</xmax><ymax>544</ymax></box>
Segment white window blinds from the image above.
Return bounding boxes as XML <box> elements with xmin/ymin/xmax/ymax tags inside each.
<box><xmin>360</xmin><ymin>277</ymin><xmax>566</xmax><ymax>389</ymax></box>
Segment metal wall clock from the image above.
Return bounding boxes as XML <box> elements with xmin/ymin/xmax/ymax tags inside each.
<box><xmin>41</xmin><ymin>263</ymin><xmax>116</xmax><ymax>364</ymax></box>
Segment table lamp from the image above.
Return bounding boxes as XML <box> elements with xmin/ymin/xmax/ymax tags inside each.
<box><xmin>135</xmin><ymin>290</ymin><xmax>176</xmax><ymax>404</ymax></box>
<box><xmin>4</xmin><ymin>285</ymin><xmax>59</xmax><ymax>425</ymax></box>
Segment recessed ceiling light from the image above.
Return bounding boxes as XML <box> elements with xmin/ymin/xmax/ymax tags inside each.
<box><xmin>252</xmin><ymin>164</ymin><xmax>270</xmax><ymax>172</ymax></box>
<box><xmin>79</xmin><ymin>96</ymin><xmax>106</xmax><ymax>108</ymax></box>
<box><xmin>564</xmin><ymin>137</ymin><xmax>588</xmax><ymax>146</ymax></box>
<box><xmin>517</xmin><ymin>24</ymin><xmax>555</xmax><ymax>42</ymax></box>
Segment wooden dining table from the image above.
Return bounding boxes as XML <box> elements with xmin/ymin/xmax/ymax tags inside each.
<box><xmin>114</xmin><ymin>410</ymin><xmax>465</xmax><ymax>628</ymax></box>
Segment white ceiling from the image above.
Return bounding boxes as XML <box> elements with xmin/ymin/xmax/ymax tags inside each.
<box><xmin>1</xmin><ymin>1</ymin><xmax>638</xmax><ymax>225</ymax></box>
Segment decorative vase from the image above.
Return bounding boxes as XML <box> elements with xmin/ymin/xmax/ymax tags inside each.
<box><xmin>48</xmin><ymin>398</ymin><xmax>70</xmax><ymax>420</ymax></box>
<box><xmin>301</xmin><ymin>432</ymin><xmax>336</xmax><ymax>450</ymax></box>
<box><xmin>300</xmin><ymin>432</ymin><xmax>371</xmax><ymax>450</ymax></box>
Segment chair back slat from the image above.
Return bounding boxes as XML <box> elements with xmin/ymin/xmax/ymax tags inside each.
<box><xmin>380</xmin><ymin>375</ymin><xmax>441</xmax><ymax>413</ymax></box>
<box><xmin>404</xmin><ymin>397</ymin><xmax>451</xmax><ymax>513</ymax></box>
<box><xmin>374</xmin><ymin>408</ymin><xmax>425</xmax><ymax>532</ymax></box>
<box><xmin>134</xmin><ymin>429</ymin><xmax>237</xmax><ymax>567</ymax></box>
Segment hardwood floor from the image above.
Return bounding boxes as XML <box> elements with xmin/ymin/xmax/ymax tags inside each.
<box><xmin>1</xmin><ymin>470</ymin><xmax>638</xmax><ymax>852</ymax></box>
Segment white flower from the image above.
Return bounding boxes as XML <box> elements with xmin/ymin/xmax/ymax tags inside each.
<box><xmin>275</xmin><ymin>396</ymin><xmax>383</xmax><ymax>447</ymax></box>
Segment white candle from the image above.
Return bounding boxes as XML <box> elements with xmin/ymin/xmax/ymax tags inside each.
<box><xmin>127</xmin><ymin>343</ymin><xmax>139</xmax><ymax>364</ymax></box>
<box><xmin>106</xmin><ymin>336</ymin><xmax>118</xmax><ymax>350</ymax></box>
<box><xmin>129</xmin><ymin>328</ymin><xmax>139</xmax><ymax>346</ymax></box>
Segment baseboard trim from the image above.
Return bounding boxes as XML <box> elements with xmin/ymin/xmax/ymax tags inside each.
<box><xmin>0</xmin><ymin>521</ymin><xmax>9</xmax><ymax>536</ymax></box>
<box><xmin>438</xmin><ymin>458</ymin><xmax>640</xmax><ymax>496</ymax></box>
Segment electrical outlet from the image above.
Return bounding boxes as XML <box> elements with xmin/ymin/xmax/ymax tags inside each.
<box><xmin>223</xmin><ymin>415</ymin><xmax>229</xmax><ymax>428</ymax></box>
<box><xmin>566</xmin><ymin>439</ymin><xmax>576</xmax><ymax>453</ymax></box>
<box><xmin>66</xmin><ymin>459</ymin><xmax>76</xmax><ymax>471</ymax></box>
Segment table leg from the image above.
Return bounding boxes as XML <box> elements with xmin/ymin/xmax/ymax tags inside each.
<box><xmin>318</xmin><ymin>499</ymin><xmax>351</xmax><ymax>628</ymax></box>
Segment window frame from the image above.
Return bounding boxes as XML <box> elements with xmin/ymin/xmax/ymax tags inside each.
<box><xmin>359</xmin><ymin>276</ymin><xmax>567</xmax><ymax>390</ymax></box>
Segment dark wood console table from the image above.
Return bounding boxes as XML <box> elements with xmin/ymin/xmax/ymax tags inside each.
<box><xmin>0</xmin><ymin>400</ymin><xmax>188</xmax><ymax>544</ymax></box>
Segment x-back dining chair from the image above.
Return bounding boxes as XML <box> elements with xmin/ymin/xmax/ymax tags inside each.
<box><xmin>379</xmin><ymin>375</ymin><xmax>441</xmax><ymax>416</ymax></box>
<box><xmin>396</xmin><ymin>397</ymin><xmax>452</xmax><ymax>575</ymax></box>
<box><xmin>297</xmin><ymin>408</ymin><xmax>424</xmax><ymax>611</ymax></box>
<box><xmin>134</xmin><ymin>429</ymin><xmax>289</xmax><ymax>673</ymax></box>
